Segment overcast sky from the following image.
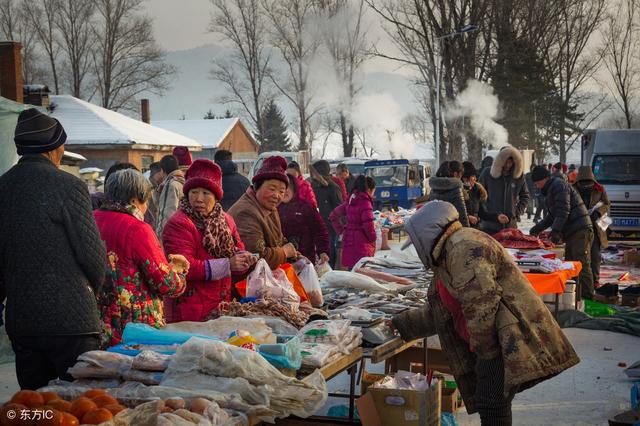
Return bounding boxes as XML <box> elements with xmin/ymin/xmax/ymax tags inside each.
<box><xmin>145</xmin><ymin>0</ymin><xmax>218</xmax><ymax>51</ymax></box>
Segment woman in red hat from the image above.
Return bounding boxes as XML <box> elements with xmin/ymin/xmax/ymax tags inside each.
<box><xmin>162</xmin><ymin>159</ymin><xmax>256</xmax><ymax>322</ymax></box>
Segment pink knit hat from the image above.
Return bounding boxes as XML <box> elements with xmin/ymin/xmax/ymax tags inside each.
<box><xmin>183</xmin><ymin>159</ymin><xmax>223</xmax><ymax>200</ymax></box>
<box><xmin>252</xmin><ymin>156</ymin><xmax>289</xmax><ymax>187</ymax></box>
<box><xmin>172</xmin><ymin>146</ymin><xmax>193</xmax><ymax>167</ymax></box>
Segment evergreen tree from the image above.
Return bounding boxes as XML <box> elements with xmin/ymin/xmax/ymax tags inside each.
<box><xmin>204</xmin><ymin>109</ymin><xmax>216</xmax><ymax>119</ymax></box>
<box><xmin>224</xmin><ymin>109</ymin><xmax>233</xmax><ymax>118</ymax></box>
<box><xmin>257</xmin><ymin>100</ymin><xmax>291</xmax><ymax>152</ymax></box>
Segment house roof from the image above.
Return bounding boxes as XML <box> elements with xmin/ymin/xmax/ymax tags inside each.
<box><xmin>153</xmin><ymin>118</ymin><xmax>257</xmax><ymax>149</ymax></box>
<box><xmin>50</xmin><ymin>95</ymin><xmax>201</xmax><ymax>148</ymax></box>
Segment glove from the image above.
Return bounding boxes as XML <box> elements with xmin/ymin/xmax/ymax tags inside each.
<box><xmin>530</xmin><ymin>224</ymin><xmax>542</xmax><ymax>236</ymax></box>
<box><xmin>590</xmin><ymin>211</ymin><xmax>601</xmax><ymax>223</ymax></box>
<box><xmin>549</xmin><ymin>230</ymin><xmax>563</xmax><ymax>245</ymax></box>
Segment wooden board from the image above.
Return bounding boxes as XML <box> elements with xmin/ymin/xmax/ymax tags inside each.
<box><xmin>367</xmin><ymin>337</ymin><xmax>422</xmax><ymax>364</ymax></box>
<box><xmin>318</xmin><ymin>347</ymin><xmax>363</xmax><ymax>380</ymax></box>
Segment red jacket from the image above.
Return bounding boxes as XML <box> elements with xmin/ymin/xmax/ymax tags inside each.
<box><xmin>94</xmin><ymin>210</ymin><xmax>185</xmax><ymax>346</ymax></box>
<box><xmin>331</xmin><ymin>176</ymin><xmax>348</xmax><ymax>202</ymax></box>
<box><xmin>330</xmin><ymin>191</ymin><xmax>376</xmax><ymax>269</ymax></box>
<box><xmin>278</xmin><ymin>195</ymin><xmax>330</xmax><ymax>262</ymax></box>
<box><xmin>296</xmin><ymin>175</ymin><xmax>318</xmax><ymax>209</ymax></box>
<box><xmin>162</xmin><ymin>210</ymin><xmax>245</xmax><ymax>322</ymax></box>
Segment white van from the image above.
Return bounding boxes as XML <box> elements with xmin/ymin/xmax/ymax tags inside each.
<box><xmin>248</xmin><ymin>151</ymin><xmax>302</xmax><ymax>181</ymax></box>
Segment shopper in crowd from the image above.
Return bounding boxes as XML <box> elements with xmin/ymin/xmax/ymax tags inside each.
<box><xmin>428</xmin><ymin>160</ymin><xmax>470</xmax><ymax>227</ymax></box>
<box><xmin>332</xmin><ymin>170</ymin><xmax>348</xmax><ymax>202</ymax></box>
<box><xmin>524</xmin><ymin>164</ymin><xmax>536</xmax><ymax>220</ymax></box>
<box><xmin>310</xmin><ymin>160</ymin><xmax>344</xmax><ymax>266</ymax></box>
<box><xmin>330</xmin><ymin>175</ymin><xmax>377</xmax><ymax>270</ymax></box>
<box><xmin>95</xmin><ymin>169</ymin><xmax>188</xmax><ymax>346</ymax></box>
<box><xmin>278</xmin><ymin>173</ymin><xmax>330</xmax><ymax>264</ymax></box>
<box><xmin>162</xmin><ymin>160</ymin><xmax>254</xmax><ymax>322</ymax></box>
<box><xmin>156</xmin><ymin>154</ymin><xmax>185</xmax><ymax>237</ymax></box>
<box><xmin>336</xmin><ymin>163</ymin><xmax>357</xmax><ymax>194</ymax></box>
<box><xmin>287</xmin><ymin>160</ymin><xmax>317</xmax><ymax>208</ymax></box>
<box><xmin>229</xmin><ymin>156</ymin><xmax>298</xmax><ymax>269</ymax></box>
<box><xmin>568</xmin><ymin>164</ymin><xmax>578</xmax><ymax>184</ymax></box>
<box><xmin>530</xmin><ymin>166</ymin><xmax>594</xmax><ymax>299</ymax></box>
<box><xmin>393</xmin><ymin>201</ymin><xmax>579</xmax><ymax>426</ymax></box>
<box><xmin>172</xmin><ymin>146</ymin><xmax>193</xmax><ymax>172</ymax></box>
<box><xmin>147</xmin><ymin>161</ymin><xmax>165</xmax><ymax>227</ymax></box>
<box><xmin>214</xmin><ymin>149</ymin><xmax>250</xmax><ymax>211</ymax></box>
<box><xmin>90</xmin><ymin>162</ymin><xmax>138</xmax><ymax>210</ymax></box>
<box><xmin>552</xmin><ymin>162</ymin><xmax>568</xmax><ymax>181</ymax></box>
<box><xmin>462</xmin><ymin>161</ymin><xmax>487</xmax><ymax>228</ymax></box>
<box><xmin>573</xmin><ymin>165</ymin><xmax>611</xmax><ymax>287</ymax></box>
<box><xmin>479</xmin><ymin>146</ymin><xmax>529</xmax><ymax>234</ymax></box>
<box><xmin>479</xmin><ymin>155</ymin><xmax>494</xmax><ymax>178</ymax></box>
<box><xmin>0</xmin><ymin>109</ymin><xmax>106</xmax><ymax>389</ymax></box>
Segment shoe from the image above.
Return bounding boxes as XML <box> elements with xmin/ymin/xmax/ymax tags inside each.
<box><xmin>621</xmin><ymin>286</ymin><xmax>640</xmax><ymax>296</ymax></box>
<box><xmin>595</xmin><ymin>283</ymin><xmax>619</xmax><ymax>297</ymax></box>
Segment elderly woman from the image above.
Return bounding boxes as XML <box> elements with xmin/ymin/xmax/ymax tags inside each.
<box><xmin>162</xmin><ymin>159</ymin><xmax>256</xmax><ymax>322</ymax></box>
<box><xmin>278</xmin><ymin>173</ymin><xmax>330</xmax><ymax>264</ymax></box>
<box><xmin>94</xmin><ymin>169</ymin><xmax>189</xmax><ymax>347</ymax></box>
<box><xmin>229</xmin><ymin>156</ymin><xmax>297</xmax><ymax>269</ymax></box>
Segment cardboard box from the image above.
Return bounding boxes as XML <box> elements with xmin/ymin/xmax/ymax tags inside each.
<box><xmin>623</xmin><ymin>249</ymin><xmax>640</xmax><ymax>267</ymax></box>
<box><xmin>441</xmin><ymin>386</ymin><xmax>464</xmax><ymax>413</ymax></box>
<box><xmin>358</xmin><ymin>379</ymin><xmax>441</xmax><ymax>426</ymax></box>
<box><xmin>593</xmin><ymin>294</ymin><xmax>620</xmax><ymax>305</ymax></box>
<box><xmin>361</xmin><ymin>371</ymin><xmax>386</xmax><ymax>395</ymax></box>
<box><xmin>622</xmin><ymin>294</ymin><xmax>640</xmax><ymax>307</ymax></box>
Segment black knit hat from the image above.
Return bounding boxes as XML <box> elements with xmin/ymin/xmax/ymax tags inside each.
<box><xmin>462</xmin><ymin>161</ymin><xmax>477</xmax><ymax>179</ymax></box>
<box><xmin>531</xmin><ymin>165</ymin><xmax>550</xmax><ymax>182</ymax></box>
<box><xmin>14</xmin><ymin>108</ymin><xmax>66</xmax><ymax>155</ymax></box>
<box><xmin>313</xmin><ymin>160</ymin><xmax>331</xmax><ymax>176</ymax></box>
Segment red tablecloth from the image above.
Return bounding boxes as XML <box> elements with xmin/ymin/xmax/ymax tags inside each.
<box><xmin>524</xmin><ymin>261</ymin><xmax>582</xmax><ymax>295</ymax></box>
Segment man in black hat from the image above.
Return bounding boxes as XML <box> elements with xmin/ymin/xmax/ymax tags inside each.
<box><xmin>529</xmin><ymin>165</ymin><xmax>594</xmax><ymax>299</ymax></box>
<box><xmin>0</xmin><ymin>108</ymin><xmax>106</xmax><ymax>389</ymax></box>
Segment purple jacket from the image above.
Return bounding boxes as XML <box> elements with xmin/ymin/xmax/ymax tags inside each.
<box><xmin>330</xmin><ymin>191</ymin><xmax>376</xmax><ymax>269</ymax></box>
<box><xmin>278</xmin><ymin>197</ymin><xmax>330</xmax><ymax>263</ymax></box>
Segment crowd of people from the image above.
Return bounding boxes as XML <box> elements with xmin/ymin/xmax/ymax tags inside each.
<box><xmin>0</xmin><ymin>109</ymin><xmax>610</xmax><ymax>414</ymax></box>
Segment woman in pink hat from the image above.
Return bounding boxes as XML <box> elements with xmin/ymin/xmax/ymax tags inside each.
<box><xmin>162</xmin><ymin>159</ymin><xmax>256</xmax><ymax>322</ymax></box>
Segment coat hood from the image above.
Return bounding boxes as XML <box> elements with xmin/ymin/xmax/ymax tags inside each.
<box><xmin>429</xmin><ymin>176</ymin><xmax>463</xmax><ymax>192</ymax></box>
<box><xmin>481</xmin><ymin>156</ymin><xmax>494</xmax><ymax>169</ymax></box>
<box><xmin>218</xmin><ymin>159</ymin><xmax>238</xmax><ymax>176</ymax></box>
<box><xmin>490</xmin><ymin>146</ymin><xmax>524</xmax><ymax>179</ymax></box>
<box><xmin>403</xmin><ymin>200</ymin><xmax>459</xmax><ymax>268</ymax></box>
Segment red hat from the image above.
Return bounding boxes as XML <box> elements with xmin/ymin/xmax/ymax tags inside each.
<box><xmin>172</xmin><ymin>146</ymin><xmax>193</xmax><ymax>167</ymax></box>
<box><xmin>252</xmin><ymin>156</ymin><xmax>289</xmax><ymax>187</ymax></box>
<box><xmin>183</xmin><ymin>159</ymin><xmax>223</xmax><ymax>200</ymax></box>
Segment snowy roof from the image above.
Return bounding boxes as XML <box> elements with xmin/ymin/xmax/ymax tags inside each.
<box><xmin>50</xmin><ymin>95</ymin><xmax>201</xmax><ymax>148</ymax></box>
<box><xmin>64</xmin><ymin>151</ymin><xmax>87</xmax><ymax>161</ymax></box>
<box><xmin>153</xmin><ymin>118</ymin><xmax>256</xmax><ymax>149</ymax></box>
<box><xmin>79</xmin><ymin>167</ymin><xmax>103</xmax><ymax>174</ymax></box>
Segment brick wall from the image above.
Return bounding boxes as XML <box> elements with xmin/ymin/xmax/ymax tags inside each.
<box><xmin>0</xmin><ymin>42</ymin><xmax>23</xmax><ymax>103</ymax></box>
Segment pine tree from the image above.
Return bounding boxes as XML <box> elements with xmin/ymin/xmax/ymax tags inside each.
<box><xmin>257</xmin><ymin>100</ymin><xmax>291</xmax><ymax>152</ymax></box>
<box><xmin>224</xmin><ymin>109</ymin><xmax>233</xmax><ymax>118</ymax></box>
<box><xmin>204</xmin><ymin>109</ymin><xmax>216</xmax><ymax>119</ymax></box>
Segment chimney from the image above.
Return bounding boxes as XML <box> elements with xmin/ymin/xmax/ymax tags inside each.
<box><xmin>0</xmin><ymin>42</ymin><xmax>24</xmax><ymax>103</ymax></box>
<box><xmin>141</xmin><ymin>98</ymin><xmax>150</xmax><ymax>124</ymax></box>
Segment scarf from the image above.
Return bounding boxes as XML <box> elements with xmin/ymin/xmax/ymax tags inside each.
<box><xmin>100</xmin><ymin>200</ymin><xmax>145</xmax><ymax>221</ymax></box>
<box><xmin>179</xmin><ymin>198</ymin><xmax>236</xmax><ymax>259</ymax></box>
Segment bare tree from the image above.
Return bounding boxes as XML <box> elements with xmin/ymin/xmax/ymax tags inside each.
<box><xmin>92</xmin><ymin>0</ymin><xmax>175</xmax><ymax>111</ymax></box>
<box><xmin>0</xmin><ymin>0</ymin><xmax>47</xmax><ymax>84</ymax></box>
<box><xmin>56</xmin><ymin>0</ymin><xmax>96</xmax><ymax>98</ymax></box>
<box><xmin>320</xmin><ymin>0</ymin><xmax>370</xmax><ymax>157</ymax></box>
<box><xmin>209</xmin><ymin>0</ymin><xmax>271</xmax><ymax>139</ymax></box>
<box><xmin>543</xmin><ymin>0</ymin><xmax>606</xmax><ymax>162</ymax></box>
<box><xmin>599</xmin><ymin>0</ymin><xmax>640</xmax><ymax>129</ymax></box>
<box><xmin>262</xmin><ymin>0</ymin><xmax>323</xmax><ymax>150</ymax></box>
<box><xmin>21</xmin><ymin>0</ymin><xmax>61</xmax><ymax>94</ymax></box>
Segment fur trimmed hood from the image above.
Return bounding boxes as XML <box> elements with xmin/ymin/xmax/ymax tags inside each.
<box><xmin>490</xmin><ymin>146</ymin><xmax>524</xmax><ymax>179</ymax></box>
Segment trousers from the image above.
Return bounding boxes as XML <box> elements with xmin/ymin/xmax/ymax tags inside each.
<box><xmin>564</xmin><ymin>227</ymin><xmax>595</xmax><ymax>300</ymax></box>
<box><xmin>10</xmin><ymin>334</ymin><xmax>100</xmax><ymax>390</ymax></box>
<box><xmin>475</xmin><ymin>356</ymin><xmax>516</xmax><ymax>426</ymax></box>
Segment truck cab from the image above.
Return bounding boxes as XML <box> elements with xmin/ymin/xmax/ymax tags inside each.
<box><xmin>582</xmin><ymin>129</ymin><xmax>640</xmax><ymax>235</ymax></box>
<box><xmin>364</xmin><ymin>159</ymin><xmax>424</xmax><ymax>210</ymax></box>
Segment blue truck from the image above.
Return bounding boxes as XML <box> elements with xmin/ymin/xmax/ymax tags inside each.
<box><xmin>364</xmin><ymin>159</ymin><xmax>426</xmax><ymax>210</ymax></box>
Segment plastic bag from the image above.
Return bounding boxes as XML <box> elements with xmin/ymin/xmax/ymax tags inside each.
<box><xmin>297</xmin><ymin>262</ymin><xmax>324</xmax><ymax>308</ymax></box>
<box><xmin>300</xmin><ymin>342</ymin><xmax>340</xmax><ymax>368</ymax></box>
<box><xmin>297</xmin><ymin>320</ymin><xmax>351</xmax><ymax>345</ymax></box>
<box><xmin>584</xmin><ymin>299</ymin><xmax>616</xmax><ymax>317</ymax></box>
<box><xmin>247</xmin><ymin>259</ymin><xmax>300</xmax><ymax>309</ymax></box>
<box><xmin>258</xmin><ymin>336</ymin><xmax>302</xmax><ymax>370</ymax></box>
<box><xmin>68</xmin><ymin>351</ymin><xmax>133</xmax><ymax>379</ymax></box>
<box><xmin>122</xmin><ymin>369</ymin><xmax>163</xmax><ymax>385</ymax></box>
<box><xmin>227</xmin><ymin>330</ymin><xmax>258</xmax><ymax>351</ymax></box>
<box><xmin>132</xmin><ymin>350</ymin><xmax>172</xmax><ymax>372</ymax></box>
<box><xmin>122</xmin><ymin>323</ymin><xmax>214</xmax><ymax>346</ymax></box>
<box><xmin>246</xmin><ymin>316</ymin><xmax>299</xmax><ymax>337</ymax></box>
<box><xmin>164</xmin><ymin>317</ymin><xmax>276</xmax><ymax>345</ymax></box>
<box><xmin>315</xmin><ymin>261</ymin><xmax>332</xmax><ymax>278</ymax></box>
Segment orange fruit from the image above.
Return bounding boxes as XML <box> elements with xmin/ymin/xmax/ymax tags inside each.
<box><xmin>60</xmin><ymin>413</ymin><xmax>78</xmax><ymax>426</ymax></box>
<box><xmin>81</xmin><ymin>408</ymin><xmax>113</xmax><ymax>425</ymax></box>
<box><xmin>102</xmin><ymin>404</ymin><xmax>125</xmax><ymax>416</ymax></box>
<box><xmin>90</xmin><ymin>395</ymin><xmax>117</xmax><ymax>408</ymax></box>
<box><xmin>47</xmin><ymin>400</ymin><xmax>71</xmax><ymax>413</ymax></box>
<box><xmin>38</xmin><ymin>393</ymin><xmax>60</xmax><ymax>404</ymax></box>
<box><xmin>11</xmin><ymin>391</ymin><xmax>44</xmax><ymax>409</ymax></box>
<box><xmin>35</xmin><ymin>409</ymin><xmax>63</xmax><ymax>425</ymax></box>
<box><xmin>0</xmin><ymin>403</ymin><xmax>28</xmax><ymax>425</ymax></box>
<box><xmin>69</xmin><ymin>397</ymin><xmax>96</xmax><ymax>421</ymax></box>
<box><xmin>81</xmin><ymin>390</ymin><xmax>106</xmax><ymax>399</ymax></box>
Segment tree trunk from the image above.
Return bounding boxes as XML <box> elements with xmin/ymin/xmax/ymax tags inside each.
<box><xmin>467</xmin><ymin>134</ymin><xmax>483</xmax><ymax>165</ymax></box>
<box><xmin>299</xmin><ymin>110</ymin><xmax>307</xmax><ymax>150</ymax></box>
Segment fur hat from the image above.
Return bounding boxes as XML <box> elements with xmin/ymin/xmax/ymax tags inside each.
<box><xmin>490</xmin><ymin>146</ymin><xmax>524</xmax><ymax>179</ymax></box>
<box><xmin>576</xmin><ymin>165</ymin><xmax>596</xmax><ymax>182</ymax></box>
<box><xmin>14</xmin><ymin>108</ymin><xmax>66</xmax><ymax>155</ymax></box>
<box><xmin>183</xmin><ymin>159</ymin><xmax>223</xmax><ymax>200</ymax></box>
<box><xmin>313</xmin><ymin>160</ymin><xmax>331</xmax><ymax>176</ymax></box>
<box><xmin>252</xmin><ymin>156</ymin><xmax>289</xmax><ymax>187</ymax></box>
<box><xmin>531</xmin><ymin>165</ymin><xmax>550</xmax><ymax>182</ymax></box>
<box><xmin>172</xmin><ymin>146</ymin><xmax>193</xmax><ymax>167</ymax></box>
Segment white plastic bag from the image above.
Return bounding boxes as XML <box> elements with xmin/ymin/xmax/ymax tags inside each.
<box><xmin>247</xmin><ymin>259</ymin><xmax>300</xmax><ymax>309</ymax></box>
<box><xmin>315</xmin><ymin>261</ymin><xmax>332</xmax><ymax>278</ymax></box>
<box><xmin>298</xmin><ymin>262</ymin><xmax>324</xmax><ymax>308</ymax></box>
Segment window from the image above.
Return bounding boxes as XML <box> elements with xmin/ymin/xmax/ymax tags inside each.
<box><xmin>367</xmin><ymin>166</ymin><xmax>408</xmax><ymax>187</ymax></box>
<box><xmin>593</xmin><ymin>155</ymin><xmax>640</xmax><ymax>184</ymax></box>
<box><xmin>141</xmin><ymin>155</ymin><xmax>154</xmax><ymax>172</ymax></box>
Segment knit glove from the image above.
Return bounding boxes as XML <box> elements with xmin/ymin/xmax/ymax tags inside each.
<box><xmin>549</xmin><ymin>230</ymin><xmax>563</xmax><ymax>245</ymax></box>
<box><xmin>530</xmin><ymin>224</ymin><xmax>543</xmax><ymax>236</ymax></box>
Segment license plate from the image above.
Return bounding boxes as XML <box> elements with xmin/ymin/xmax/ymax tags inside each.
<box><xmin>612</xmin><ymin>217</ymin><xmax>640</xmax><ymax>227</ymax></box>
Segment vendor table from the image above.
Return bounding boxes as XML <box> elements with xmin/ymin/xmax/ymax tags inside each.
<box><xmin>525</xmin><ymin>261</ymin><xmax>582</xmax><ymax>316</ymax></box>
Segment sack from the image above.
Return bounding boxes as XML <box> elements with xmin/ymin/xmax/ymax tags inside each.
<box><xmin>297</xmin><ymin>261</ymin><xmax>324</xmax><ymax>308</ymax></box>
<box><xmin>247</xmin><ymin>259</ymin><xmax>301</xmax><ymax>309</ymax></box>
